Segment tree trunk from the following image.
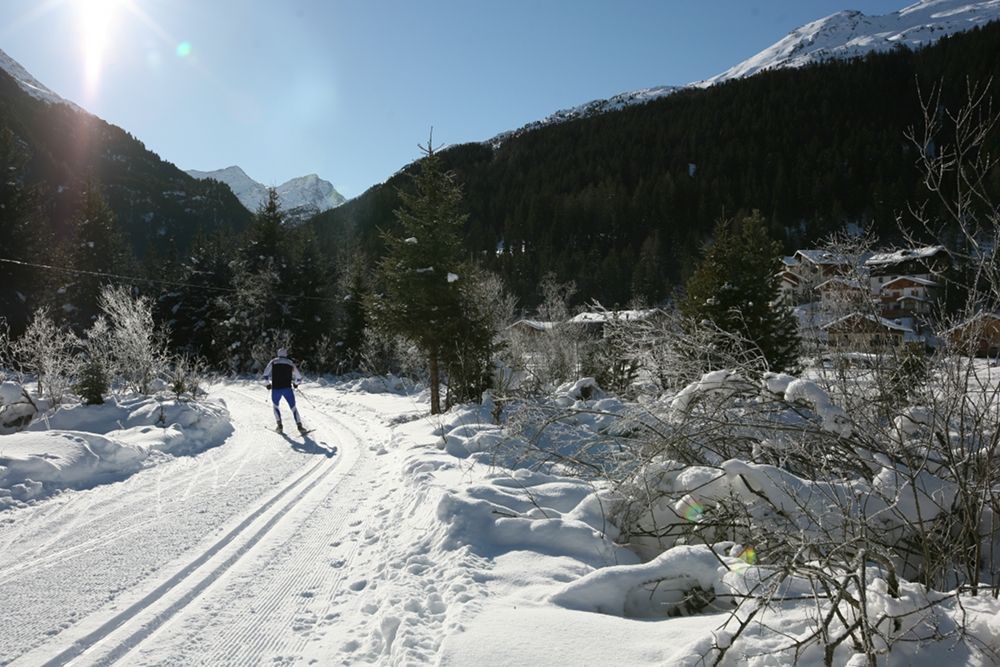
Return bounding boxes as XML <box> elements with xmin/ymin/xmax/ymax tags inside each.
<box><xmin>429</xmin><ymin>348</ymin><xmax>441</xmax><ymax>415</ymax></box>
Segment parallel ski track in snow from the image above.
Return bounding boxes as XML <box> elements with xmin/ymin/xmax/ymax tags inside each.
<box><xmin>123</xmin><ymin>390</ymin><xmax>386</xmax><ymax>666</ymax></box>
<box><xmin>7</xmin><ymin>386</ymin><xmax>359</xmax><ymax>667</ymax></box>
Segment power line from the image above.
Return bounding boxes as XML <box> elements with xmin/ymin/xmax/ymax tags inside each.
<box><xmin>0</xmin><ymin>256</ymin><xmax>339</xmax><ymax>303</ymax></box>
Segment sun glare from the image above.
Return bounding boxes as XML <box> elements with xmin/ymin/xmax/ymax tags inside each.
<box><xmin>75</xmin><ymin>0</ymin><xmax>126</xmax><ymax>93</ymax></box>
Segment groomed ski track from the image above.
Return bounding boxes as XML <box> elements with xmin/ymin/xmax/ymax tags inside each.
<box><xmin>2</xmin><ymin>382</ymin><xmax>456</xmax><ymax>666</ymax></box>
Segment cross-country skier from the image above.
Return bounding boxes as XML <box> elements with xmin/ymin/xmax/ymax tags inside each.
<box><xmin>262</xmin><ymin>348</ymin><xmax>308</xmax><ymax>435</ymax></box>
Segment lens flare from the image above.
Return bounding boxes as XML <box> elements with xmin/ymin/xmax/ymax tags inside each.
<box><xmin>176</xmin><ymin>41</ymin><xmax>192</xmax><ymax>58</ymax></box>
<box><xmin>737</xmin><ymin>546</ymin><xmax>757</xmax><ymax>565</ymax></box>
<box><xmin>680</xmin><ymin>497</ymin><xmax>704</xmax><ymax>522</ymax></box>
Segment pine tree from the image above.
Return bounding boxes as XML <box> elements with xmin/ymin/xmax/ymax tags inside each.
<box><xmin>681</xmin><ymin>211</ymin><xmax>800</xmax><ymax>372</ymax></box>
<box><xmin>65</xmin><ymin>181</ymin><xmax>132</xmax><ymax>327</ymax></box>
<box><xmin>75</xmin><ymin>353</ymin><xmax>108</xmax><ymax>405</ymax></box>
<box><xmin>369</xmin><ymin>135</ymin><xmax>468</xmax><ymax>414</ymax></box>
<box><xmin>0</xmin><ymin>128</ymin><xmax>47</xmax><ymax>335</ymax></box>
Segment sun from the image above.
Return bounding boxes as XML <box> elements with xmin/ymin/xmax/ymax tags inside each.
<box><xmin>74</xmin><ymin>0</ymin><xmax>128</xmax><ymax>91</ymax></box>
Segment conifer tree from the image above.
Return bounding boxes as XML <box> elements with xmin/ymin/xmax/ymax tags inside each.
<box><xmin>681</xmin><ymin>211</ymin><xmax>800</xmax><ymax>372</ymax></box>
<box><xmin>0</xmin><ymin>128</ymin><xmax>47</xmax><ymax>334</ymax></box>
<box><xmin>65</xmin><ymin>181</ymin><xmax>131</xmax><ymax>327</ymax></box>
<box><xmin>369</xmin><ymin>135</ymin><xmax>468</xmax><ymax>414</ymax></box>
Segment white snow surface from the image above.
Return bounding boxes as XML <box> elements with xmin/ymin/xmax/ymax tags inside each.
<box><xmin>3</xmin><ymin>378</ymin><xmax>1000</xmax><ymax>666</ymax></box>
<box><xmin>0</xmin><ymin>47</ymin><xmax>81</xmax><ymax>110</ymax></box>
<box><xmin>185</xmin><ymin>165</ymin><xmax>346</xmax><ymax>222</ymax></box>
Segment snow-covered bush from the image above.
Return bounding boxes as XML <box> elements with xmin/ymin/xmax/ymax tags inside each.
<box><xmin>13</xmin><ymin>309</ymin><xmax>78</xmax><ymax>405</ymax></box>
<box><xmin>98</xmin><ymin>285</ymin><xmax>169</xmax><ymax>394</ymax></box>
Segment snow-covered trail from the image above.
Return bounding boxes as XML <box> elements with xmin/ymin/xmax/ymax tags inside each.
<box><xmin>1</xmin><ymin>382</ymin><xmax>454</xmax><ymax>666</ymax></box>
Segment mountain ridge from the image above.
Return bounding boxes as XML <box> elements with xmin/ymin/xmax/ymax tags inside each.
<box><xmin>491</xmin><ymin>0</ymin><xmax>1000</xmax><ymax>144</ymax></box>
<box><xmin>186</xmin><ymin>165</ymin><xmax>345</xmax><ymax>224</ymax></box>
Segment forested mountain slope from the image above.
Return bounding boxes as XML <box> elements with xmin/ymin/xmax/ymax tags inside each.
<box><xmin>0</xmin><ymin>58</ymin><xmax>252</xmax><ymax>255</ymax></box>
<box><xmin>311</xmin><ymin>22</ymin><xmax>1000</xmax><ymax>308</ymax></box>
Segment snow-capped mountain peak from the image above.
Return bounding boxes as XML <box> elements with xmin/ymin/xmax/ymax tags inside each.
<box><xmin>186</xmin><ymin>166</ymin><xmax>345</xmax><ymax>223</ymax></box>
<box><xmin>0</xmin><ymin>47</ymin><xmax>80</xmax><ymax>110</ymax></box>
<box><xmin>490</xmin><ymin>0</ymin><xmax>1000</xmax><ymax>144</ymax></box>
<box><xmin>699</xmin><ymin>0</ymin><xmax>1000</xmax><ymax>86</ymax></box>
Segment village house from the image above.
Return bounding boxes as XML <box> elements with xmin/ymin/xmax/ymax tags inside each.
<box><xmin>822</xmin><ymin>312</ymin><xmax>916</xmax><ymax>350</ymax></box>
<box><xmin>877</xmin><ymin>276</ymin><xmax>939</xmax><ymax>319</ymax></box>
<box><xmin>865</xmin><ymin>245</ymin><xmax>950</xmax><ymax>293</ymax></box>
<box><xmin>944</xmin><ymin>312</ymin><xmax>1000</xmax><ymax>357</ymax></box>
<box><xmin>815</xmin><ymin>276</ymin><xmax>868</xmax><ymax>313</ymax></box>
<box><xmin>780</xmin><ymin>250</ymin><xmax>853</xmax><ymax>304</ymax></box>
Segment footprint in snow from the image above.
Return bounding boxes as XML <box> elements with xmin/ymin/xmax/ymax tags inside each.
<box><xmin>349</xmin><ymin>579</ymin><xmax>368</xmax><ymax>591</ymax></box>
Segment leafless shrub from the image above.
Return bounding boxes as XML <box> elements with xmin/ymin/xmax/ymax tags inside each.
<box><xmin>98</xmin><ymin>285</ymin><xmax>170</xmax><ymax>394</ymax></box>
<box><xmin>13</xmin><ymin>308</ymin><xmax>78</xmax><ymax>405</ymax></box>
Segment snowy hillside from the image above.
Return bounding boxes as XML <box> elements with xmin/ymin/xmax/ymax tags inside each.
<box><xmin>493</xmin><ymin>0</ymin><xmax>1000</xmax><ymax>142</ymax></box>
<box><xmin>700</xmin><ymin>0</ymin><xmax>1000</xmax><ymax>86</ymax></box>
<box><xmin>0</xmin><ymin>47</ymin><xmax>80</xmax><ymax>110</ymax></box>
<box><xmin>186</xmin><ymin>166</ymin><xmax>345</xmax><ymax>223</ymax></box>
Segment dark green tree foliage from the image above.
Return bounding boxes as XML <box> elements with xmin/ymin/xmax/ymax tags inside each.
<box><xmin>75</xmin><ymin>353</ymin><xmax>108</xmax><ymax>405</ymax></box>
<box><xmin>369</xmin><ymin>140</ymin><xmax>468</xmax><ymax>414</ymax></box>
<box><xmin>216</xmin><ymin>189</ymin><xmax>336</xmax><ymax>370</ymax></box>
<box><xmin>155</xmin><ymin>228</ymin><xmax>237</xmax><ymax>364</ymax></box>
<box><xmin>309</xmin><ymin>22</ymin><xmax>1000</xmax><ymax>309</ymax></box>
<box><xmin>681</xmin><ymin>212</ymin><xmax>800</xmax><ymax>372</ymax></box>
<box><xmin>65</xmin><ymin>181</ymin><xmax>132</xmax><ymax>327</ymax></box>
<box><xmin>0</xmin><ymin>127</ymin><xmax>47</xmax><ymax>335</ymax></box>
<box><xmin>338</xmin><ymin>256</ymin><xmax>370</xmax><ymax>369</ymax></box>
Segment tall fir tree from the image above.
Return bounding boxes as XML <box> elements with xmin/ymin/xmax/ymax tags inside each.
<box><xmin>681</xmin><ymin>211</ymin><xmax>800</xmax><ymax>372</ymax></box>
<box><xmin>65</xmin><ymin>181</ymin><xmax>132</xmax><ymax>328</ymax></box>
<box><xmin>0</xmin><ymin>127</ymin><xmax>47</xmax><ymax>335</ymax></box>
<box><xmin>369</xmin><ymin>136</ymin><xmax>468</xmax><ymax>414</ymax></box>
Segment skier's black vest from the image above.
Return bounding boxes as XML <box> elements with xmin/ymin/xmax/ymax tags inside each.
<box><xmin>270</xmin><ymin>358</ymin><xmax>296</xmax><ymax>389</ymax></box>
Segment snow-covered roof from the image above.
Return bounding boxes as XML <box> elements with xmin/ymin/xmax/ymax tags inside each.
<box><xmin>865</xmin><ymin>245</ymin><xmax>947</xmax><ymax>268</ymax></box>
<box><xmin>822</xmin><ymin>312</ymin><xmax>914</xmax><ymax>333</ymax></box>
<box><xmin>508</xmin><ymin>319</ymin><xmax>555</xmax><ymax>332</ymax></box>
<box><xmin>567</xmin><ymin>309</ymin><xmax>662</xmax><ymax>324</ymax></box>
<box><xmin>941</xmin><ymin>311</ymin><xmax>1000</xmax><ymax>335</ymax></box>
<box><xmin>815</xmin><ymin>276</ymin><xmax>863</xmax><ymax>291</ymax></box>
<box><xmin>794</xmin><ymin>249</ymin><xmax>851</xmax><ymax>266</ymax></box>
<box><xmin>880</xmin><ymin>276</ymin><xmax>939</xmax><ymax>288</ymax></box>
<box><xmin>782</xmin><ymin>256</ymin><xmax>798</xmax><ymax>267</ymax></box>
<box><xmin>779</xmin><ymin>270</ymin><xmax>803</xmax><ymax>285</ymax></box>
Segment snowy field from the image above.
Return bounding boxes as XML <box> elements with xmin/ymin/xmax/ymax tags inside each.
<box><xmin>3</xmin><ymin>377</ymin><xmax>1000</xmax><ymax>666</ymax></box>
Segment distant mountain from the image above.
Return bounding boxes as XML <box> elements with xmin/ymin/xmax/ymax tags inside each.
<box><xmin>186</xmin><ymin>166</ymin><xmax>345</xmax><ymax>224</ymax></box>
<box><xmin>0</xmin><ymin>47</ymin><xmax>252</xmax><ymax>253</ymax></box>
<box><xmin>0</xmin><ymin>48</ymin><xmax>79</xmax><ymax>109</ymax></box>
<box><xmin>312</xmin><ymin>18</ymin><xmax>1000</xmax><ymax>309</ymax></box>
<box><xmin>495</xmin><ymin>0</ymin><xmax>1000</xmax><ymax>141</ymax></box>
<box><xmin>700</xmin><ymin>0</ymin><xmax>1000</xmax><ymax>86</ymax></box>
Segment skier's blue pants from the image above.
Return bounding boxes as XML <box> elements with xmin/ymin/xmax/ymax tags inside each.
<box><xmin>272</xmin><ymin>387</ymin><xmax>301</xmax><ymax>425</ymax></box>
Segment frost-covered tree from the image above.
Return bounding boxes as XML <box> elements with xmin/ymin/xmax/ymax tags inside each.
<box><xmin>681</xmin><ymin>211</ymin><xmax>800</xmax><ymax>372</ymax></box>
<box><xmin>369</xmin><ymin>135</ymin><xmax>469</xmax><ymax>414</ymax></box>
<box><xmin>14</xmin><ymin>308</ymin><xmax>78</xmax><ymax>405</ymax></box>
<box><xmin>99</xmin><ymin>285</ymin><xmax>168</xmax><ymax>394</ymax></box>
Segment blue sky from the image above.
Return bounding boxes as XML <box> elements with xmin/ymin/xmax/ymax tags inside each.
<box><xmin>0</xmin><ymin>0</ymin><xmax>906</xmax><ymax>198</ymax></box>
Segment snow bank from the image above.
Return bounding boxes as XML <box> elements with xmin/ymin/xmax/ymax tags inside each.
<box><xmin>0</xmin><ymin>380</ymin><xmax>36</xmax><ymax>433</ymax></box>
<box><xmin>435</xmin><ymin>468</ymin><xmax>635</xmax><ymax>569</ymax></box>
<box><xmin>0</xmin><ymin>395</ymin><xmax>232</xmax><ymax>510</ymax></box>
<box><xmin>550</xmin><ymin>544</ymin><xmax>737</xmax><ymax>617</ymax></box>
